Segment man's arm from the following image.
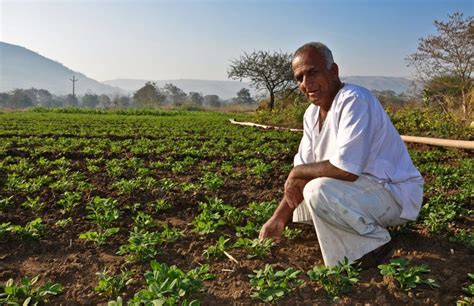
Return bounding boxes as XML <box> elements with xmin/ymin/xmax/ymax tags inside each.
<box><xmin>284</xmin><ymin>160</ymin><xmax>358</xmax><ymax>208</ymax></box>
<box><xmin>259</xmin><ymin>160</ymin><xmax>358</xmax><ymax>240</ymax></box>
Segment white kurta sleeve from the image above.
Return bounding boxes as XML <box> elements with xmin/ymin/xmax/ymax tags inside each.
<box><xmin>294</xmin><ymin>110</ymin><xmax>314</xmax><ymax>167</ymax></box>
<box><xmin>329</xmin><ymin>94</ymin><xmax>372</xmax><ymax>175</ymax></box>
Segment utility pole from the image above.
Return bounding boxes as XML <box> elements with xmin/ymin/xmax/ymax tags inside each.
<box><xmin>70</xmin><ymin>75</ymin><xmax>78</xmax><ymax>100</ymax></box>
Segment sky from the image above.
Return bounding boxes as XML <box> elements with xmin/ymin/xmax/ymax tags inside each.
<box><xmin>1</xmin><ymin>0</ymin><xmax>473</xmax><ymax>81</ymax></box>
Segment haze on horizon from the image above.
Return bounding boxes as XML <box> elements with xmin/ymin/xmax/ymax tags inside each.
<box><xmin>1</xmin><ymin>0</ymin><xmax>472</xmax><ymax>82</ymax></box>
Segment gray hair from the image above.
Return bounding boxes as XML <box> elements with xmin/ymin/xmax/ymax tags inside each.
<box><xmin>293</xmin><ymin>42</ymin><xmax>334</xmax><ymax>69</ymax></box>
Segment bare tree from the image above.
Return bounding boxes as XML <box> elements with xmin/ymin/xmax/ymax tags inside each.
<box><xmin>228</xmin><ymin>50</ymin><xmax>295</xmax><ymax>111</ymax></box>
<box><xmin>406</xmin><ymin>12</ymin><xmax>473</xmax><ymax>119</ymax></box>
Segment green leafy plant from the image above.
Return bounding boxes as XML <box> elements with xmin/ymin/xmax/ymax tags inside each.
<box><xmin>233</xmin><ymin>238</ymin><xmax>274</xmax><ymax>259</ymax></box>
<box><xmin>117</xmin><ymin>227</ymin><xmax>161</xmax><ymax>262</ymax></box>
<box><xmin>9</xmin><ymin>218</ymin><xmax>45</xmax><ymax>240</ymax></box>
<box><xmin>200</xmin><ymin>172</ymin><xmax>224</xmax><ymax>191</ymax></box>
<box><xmin>0</xmin><ymin>275</ymin><xmax>63</xmax><ymax>304</ymax></box>
<box><xmin>95</xmin><ymin>268</ymin><xmax>134</xmax><ymax>298</ymax></box>
<box><xmin>128</xmin><ymin>261</ymin><xmax>214</xmax><ymax>305</ymax></box>
<box><xmin>159</xmin><ymin>224</ymin><xmax>182</xmax><ymax>244</ymax></box>
<box><xmin>149</xmin><ymin>198</ymin><xmax>172</xmax><ymax>212</ymax></box>
<box><xmin>133</xmin><ymin>211</ymin><xmax>156</xmax><ymax>230</ymax></box>
<box><xmin>307</xmin><ymin>257</ymin><xmax>360</xmax><ymax>299</ymax></box>
<box><xmin>378</xmin><ymin>257</ymin><xmax>440</xmax><ymax>291</ymax></box>
<box><xmin>283</xmin><ymin>226</ymin><xmax>302</xmax><ymax>240</ymax></box>
<box><xmin>457</xmin><ymin>273</ymin><xmax>474</xmax><ymax>305</ymax></box>
<box><xmin>21</xmin><ymin>196</ymin><xmax>44</xmax><ymax>212</ymax></box>
<box><xmin>79</xmin><ymin>227</ymin><xmax>120</xmax><ymax>246</ymax></box>
<box><xmin>248</xmin><ymin>264</ymin><xmax>304</xmax><ymax>303</ymax></box>
<box><xmin>202</xmin><ymin>236</ymin><xmax>230</xmax><ymax>259</ymax></box>
<box><xmin>55</xmin><ymin>217</ymin><xmax>72</xmax><ymax>228</ymax></box>
<box><xmin>86</xmin><ymin>197</ymin><xmax>121</xmax><ymax>229</ymax></box>
<box><xmin>57</xmin><ymin>191</ymin><xmax>81</xmax><ymax>212</ymax></box>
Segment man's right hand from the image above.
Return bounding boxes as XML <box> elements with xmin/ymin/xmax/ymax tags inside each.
<box><xmin>258</xmin><ymin>216</ymin><xmax>286</xmax><ymax>242</ymax></box>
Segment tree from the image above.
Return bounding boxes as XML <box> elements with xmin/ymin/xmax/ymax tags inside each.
<box><xmin>98</xmin><ymin>94</ymin><xmax>111</xmax><ymax>108</ymax></box>
<box><xmin>421</xmin><ymin>75</ymin><xmax>464</xmax><ymax>113</ymax></box>
<box><xmin>228</xmin><ymin>50</ymin><xmax>295</xmax><ymax>111</ymax></box>
<box><xmin>24</xmin><ymin>88</ymin><xmax>53</xmax><ymax>107</ymax></box>
<box><xmin>163</xmin><ymin>83</ymin><xmax>187</xmax><ymax>106</ymax></box>
<box><xmin>82</xmin><ymin>93</ymin><xmax>99</xmax><ymax>108</ymax></box>
<box><xmin>188</xmin><ymin>91</ymin><xmax>204</xmax><ymax>106</ymax></box>
<box><xmin>64</xmin><ymin>94</ymin><xmax>78</xmax><ymax>107</ymax></box>
<box><xmin>8</xmin><ymin>89</ymin><xmax>34</xmax><ymax>108</ymax></box>
<box><xmin>204</xmin><ymin>94</ymin><xmax>221</xmax><ymax>108</ymax></box>
<box><xmin>406</xmin><ymin>12</ymin><xmax>473</xmax><ymax>119</ymax></box>
<box><xmin>133</xmin><ymin>81</ymin><xmax>164</xmax><ymax>108</ymax></box>
<box><xmin>235</xmin><ymin>88</ymin><xmax>255</xmax><ymax>104</ymax></box>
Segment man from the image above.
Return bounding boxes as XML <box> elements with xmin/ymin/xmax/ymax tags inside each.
<box><xmin>259</xmin><ymin>42</ymin><xmax>423</xmax><ymax>268</ymax></box>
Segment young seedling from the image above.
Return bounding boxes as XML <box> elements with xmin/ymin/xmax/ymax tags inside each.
<box><xmin>283</xmin><ymin>226</ymin><xmax>302</xmax><ymax>240</ymax></box>
<box><xmin>95</xmin><ymin>268</ymin><xmax>134</xmax><ymax>298</ymax></box>
<box><xmin>117</xmin><ymin>227</ymin><xmax>161</xmax><ymax>262</ymax></box>
<box><xmin>57</xmin><ymin>191</ymin><xmax>81</xmax><ymax>212</ymax></box>
<box><xmin>378</xmin><ymin>257</ymin><xmax>440</xmax><ymax>291</ymax></box>
<box><xmin>202</xmin><ymin>236</ymin><xmax>230</xmax><ymax>259</ymax></box>
<box><xmin>248</xmin><ymin>264</ymin><xmax>304</xmax><ymax>303</ymax></box>
<box><xmin>79</xmin><ymin>227</ymin><xmax>120</xmax><ymax>246</ymax></box>
<box><xmin>128</xmin><ymin>261</ymin><xmax>214</xmax><ymax>305</ymax></box>
<box><xmin>307</xmin><ymin>257</ymin><xmax>360</xmax><ymax>300</ymax></box>
<box><xmin>0</xmin><ymin>275</ymin><xmax>63</xmax><ymax>304</ymax></box>
<box><xmin>233</xmin><ymin>238</ymin><xmax>274</xmax><ymax>259</ymax></box>
<box><xmin>457</xmin><ymin>273</ymin><xmax>474</xmax><ymax>305</ymax></box>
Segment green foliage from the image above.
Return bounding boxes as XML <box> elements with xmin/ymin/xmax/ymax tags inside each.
<box><xmin>86</xmin><ymin>197</ymin><xmax>121</xmax><ymax>229</ymax></box>
<box><xmin>248</xmin><ymin>264</ymin><xmax>304</xmax><ymax>303</ymax></box>
<box><xmin>79</xmin><ymin>228</ymin><xmax>120</xmax><ymax>246</ymax></box>
<box><xmin>192</xmin><ymin>197</ymin><xmax>242</xmax><ymax>235</ymax></box>
<box><xmin>233</xmin><ymin>238</ymin><xmax>274</xmax><ymax>259</ymax></box>
<box><xmin>128</xmin><ymin>261</ymin><xmax>214</xmax><ymax>305</ymax></box>
<box><xmin>95</xmin><ymin>268</ymin><xmax>134</xmax><ymax>298</ymax></box>
<box><xmin>55</xmin><ymin>217</ymin><xmax>72</xmax><ymax>228</ymax></box>
<box><xmin>57</xmin><ymin>191</ymin><xmax>81</xmax><ymax>212</ymax></box>
<box><xmin>200</xmin><ymin>172</ymin><xmax>224</xmax><ymax>191</ymax></box>
<box><xmin>202</xmin><ymin>236</ymin><xmax>230</xmax><ymax>259</ymax></box>
<box><xmin>388</xmin><ymin>107</ymin><xmax>472</xmax><ymax>140</ymax></box>
<box><xmin>117</xmin><ymin>228</ymin><xmax>161</xmax><ymax>262</ymax></box>
<box><xmin>457</xmin><ymin>273</ymin><xmax>474</xmax><ymax>305</ymax></box>
<box><xmin>0</xmin><ymin>275</ymin><xmax>63</xmax><ymax>304</ymax></box>
<box><xmin>378</xmin><ymin>257</ymin><xmax>440</xmax><ymax>291</ymax></box>
<box><xmin>282</xmin><ymin>226</ymin><xmax>302</xmax><ymax>240</ymax></box>
<box><xmin>8</xmin><ymin>218</ymin><xmax>45</xmax><ymax>240</ymax></box>
<box><xmin>307</xmin><ymin>257</ymin><xmax>360</xmax><ymax>299</ymax></box>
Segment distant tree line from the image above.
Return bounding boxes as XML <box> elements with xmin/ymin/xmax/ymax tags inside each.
<box><xmin>132</xmin><ymin>82</ymin><xmax>254</xmax><ymax>109</ymax></box>
<box><xmin>0</xmin><ymin>84</ymin><xmax>255</xmax><ymax>109</ymax></box>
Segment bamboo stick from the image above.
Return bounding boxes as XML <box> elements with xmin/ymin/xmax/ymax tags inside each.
<box><xmin>229</xmin><ymin>119</ymin><xmax>474</xmax><ymax>150</ymax></box>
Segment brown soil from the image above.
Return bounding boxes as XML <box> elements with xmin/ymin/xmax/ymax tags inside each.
<box><xmin>1</xmin><ymin>147</ymin><xmax>473</xmax><ymax>305</ymax></box>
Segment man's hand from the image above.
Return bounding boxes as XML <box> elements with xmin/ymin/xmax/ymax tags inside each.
<box><xmin>259</xmin><ymin>216</ymin><xmax>286</xmax><ymax>242</ymax></box>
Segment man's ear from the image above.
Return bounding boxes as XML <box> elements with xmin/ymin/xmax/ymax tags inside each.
<box><xmin>330</xmin><ymin>63</ymin><xmax>339</xmax><ymax>77</ymax></box>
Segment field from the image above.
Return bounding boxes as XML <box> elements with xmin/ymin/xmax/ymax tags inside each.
<box><xmin>0</xmin><ymin>109</ymin><xmax>472</xmax><ymax>305</ymax></box>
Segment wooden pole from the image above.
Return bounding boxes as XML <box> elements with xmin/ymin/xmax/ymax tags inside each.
<box><xmin>229</xmin><ymin>119</ymin><xmax>474</xmax><ymax>150</ymax></box>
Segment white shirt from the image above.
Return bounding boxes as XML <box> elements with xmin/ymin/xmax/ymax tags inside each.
<box><xmin>294</xmin><ymin>83</ymin><xmax>423</xmax><ymax>221</ymax></box>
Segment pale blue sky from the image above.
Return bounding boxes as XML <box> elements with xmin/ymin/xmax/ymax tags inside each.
<box><xmin>1</xmin><ymin>0</ymin><xmax>472</xmax><ymax>81</ymax></box>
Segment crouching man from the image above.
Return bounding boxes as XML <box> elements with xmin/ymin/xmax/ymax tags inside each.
<box><xmin>259</xmin><ymin>42</ymin><xmax>423</xmax><ymax>269</ymax></box>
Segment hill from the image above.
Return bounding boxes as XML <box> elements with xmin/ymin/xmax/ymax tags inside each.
<box><xmin>0</xmin><ymin>41</ymin><xmax>124</xmax><ymax>96</ymax></box>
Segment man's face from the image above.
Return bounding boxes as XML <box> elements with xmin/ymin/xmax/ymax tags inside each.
<box><xmin>292</xmin><ymin>48</ymin><xmax>339</xmax><ymax>109</ymax></box>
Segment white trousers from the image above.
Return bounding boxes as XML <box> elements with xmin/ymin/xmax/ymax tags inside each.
<box><xmin>293</xmin><ymin>176</ymin><xmax>407</xmax><ymax>267</ymax></box>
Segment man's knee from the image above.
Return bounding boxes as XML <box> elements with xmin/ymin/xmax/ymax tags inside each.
<box><xmin>303</xmin><ymin>177</ymin><xmax>338</xmax><ymax>215</ymax></box>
